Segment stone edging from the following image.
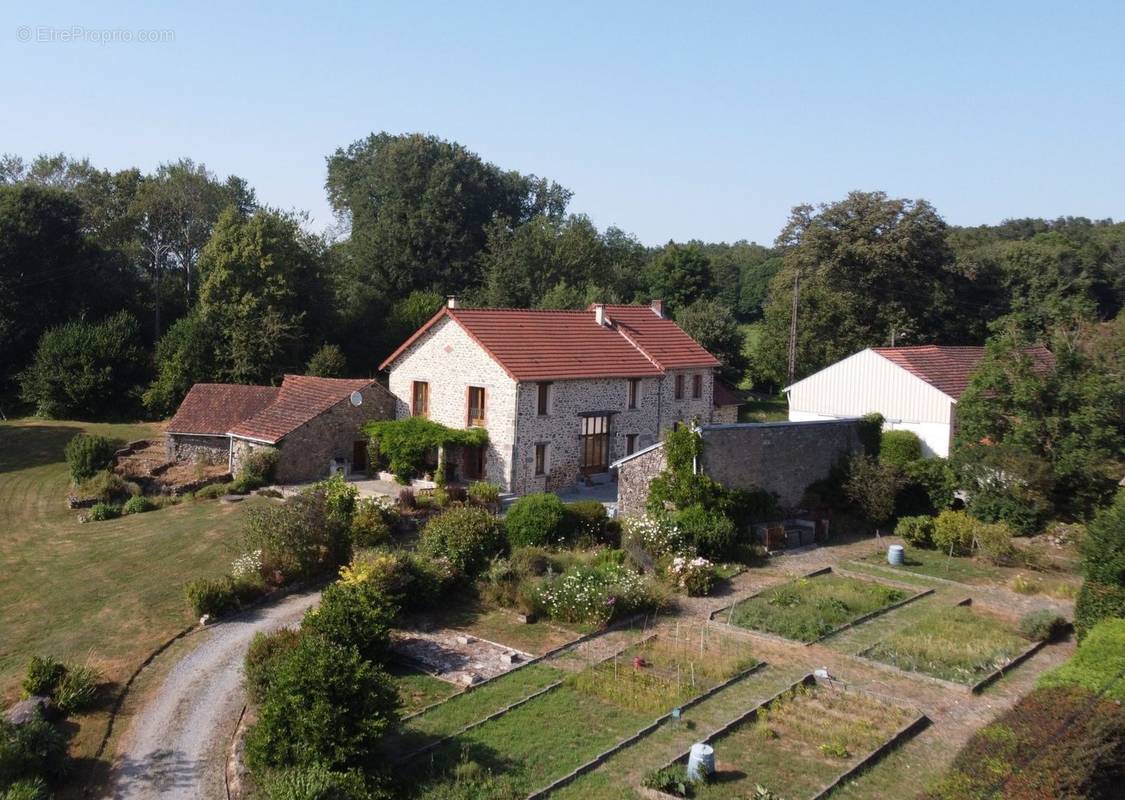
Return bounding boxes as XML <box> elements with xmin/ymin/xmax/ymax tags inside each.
<box><xmin>523</xmin><ymin>661</ymin><xmax>769</xmax><ymax>800</ymax></box>
<box><xmin>810</xmin><ymin>711</ymin><xmax>930</xmax><ymax>800</ymax></box>
<box><xmin>399</xmin><ymin>613</ymin><xmax>646</xmax><ymax>723</ymax></box>
<box><xmin>843</xmin><ymin>557</ymin><xmax>979</xmax><ymax>588</ymax></box>
<box><xmin>225</xmin><ymin>703</ymin><xmax>249</xmax><ymax>800</ymax></box>
<box><xmin>805</xmin><ymin>584</ymin><xmax>934</xmax><ymax>646</ymax></box>
<box><xmin>970</xmin><ymin>638</ymin><xmax>1047</xmax><ymax>694</ymax></box>
<box><xmin>398</xmin><ymin>631</ymin><xmax>660</xmax><ymax>763</ymax></box>
<box><xmin>708</xmin><ymin>566</ymin><xmax>832</xmax><ymax>622</ymax></box>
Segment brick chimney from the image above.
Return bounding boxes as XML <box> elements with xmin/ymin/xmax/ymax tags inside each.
<box><xmin>650</xmin><ymin>299</ymin><xmax>665</xmax><ymax>318</ymax></box>
<box><xmin>447</xmin><ymin>296</ymin><xmax>459</xmax><ymax>309</ymax></box>
<box><xmin>594</xmin><ymin>303</ymin><xmax>607</xmax><ymax>326</ymax></box>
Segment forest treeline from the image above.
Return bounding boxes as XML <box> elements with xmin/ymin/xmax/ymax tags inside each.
<box><xmin>1</xmin><ymin>133</ymin><xmax>1123</xmax><ymax>421</ymax></box>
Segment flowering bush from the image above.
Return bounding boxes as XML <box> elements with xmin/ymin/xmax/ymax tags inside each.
<box><xmin>623</xmin><ymin>514</ymin><xmax>688</xmax><ymax>558</ymax></box>
<box><xmin>536</xmin><ymin>563</ymin><xmax>656</xmax><ymax>625</ymax></box>
<box><xmin>232</xmin><ymin>550</ymin><xmax>263</xmax><ymax>579</ymax></box>
<box><xmin>668</xmin><ymin>555</ymin><xmax>716</xmax><ymax>596</ymax></box>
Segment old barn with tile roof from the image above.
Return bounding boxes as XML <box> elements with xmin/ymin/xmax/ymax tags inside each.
<box><xmin>165</xmin><ymin>375</ymin><xmax>394</xmax><ymax>483</ymax></box>
<box><xmin>783</xmin><ymin>345</ymin><xmax>1055</xmax><ymax>458</ymax></box>
<box><xmin>380</xmin><ymin>299</ymin><xmax>726</xmax><ymax>495</ymax></box>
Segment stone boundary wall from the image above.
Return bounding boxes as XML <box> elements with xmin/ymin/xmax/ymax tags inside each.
<box><xmin>616</xmin><ymin>445</ymin><xmax>667</xmax><ymax>517</ymax></box>
<box><xmin>699</xmin><ymin>419</ymin><xmax>864</xmax><ymax>508</ymax></box>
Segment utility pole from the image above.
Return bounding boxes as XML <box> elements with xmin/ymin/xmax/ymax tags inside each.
<box><xmin>787</xmin><ymin>271</ymin><xmax>800</xmax><ymax>384</ymax></box>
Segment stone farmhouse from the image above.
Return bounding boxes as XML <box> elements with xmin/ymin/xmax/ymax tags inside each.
<box><xmin>379</xmin><ymin>299</ymin><xmax>741</xmax><ymax>495</ymax></box>
<box><xmin>165</xmin><ymin>374</ymin><xmax>395</xmax><ymax>483</ymax></box>
<box><xmin>784</xmin><ymin>344</ymin><xmax>1054</xmax><ymax>458</ymax></box>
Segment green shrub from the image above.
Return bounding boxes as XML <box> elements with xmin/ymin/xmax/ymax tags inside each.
<box><xmin>419</xmin><ymin>507</ymin><xmax>506</xmax><ymax>576</ymax></box>
<box><xmin>975</xmin><ymin>520</ymin><xmax>1017</xmax><ymax>564</ymax></box>
<box><xmin>720</xmin><ymin>487</ymin><xmax>780</xmax><ymax>531</ymax></box>
<box><xmin>895</xmin><ymin>515</ymin><xmax>936</xmax><ymax>547</ymax></box>
<box><xmin>78</xmin><ymin>471</ymin><xmax>139</xmax><ymax>503</ymax></box>
<box><xmin>244</xmin><ymin>636</ymin><xmax>399</xmax><ymax>771</ymax></box>
<box><xmin>900</xmin><ymin>458</ymin><xmax>956</xmax><ymax>515</ymax></box>
<box><xmin>505</xmin><ymin>493</ymin><xmax>568</xmax><ymax>548</ymax></box>
<box><xmin>669</xmin><ymin>555</ymin><xmax>717</xmax><ymax>597</ymax></box>
<box><xmin>467</xmin><ymin>481</ymin><xmax>501</xmax><ymax>508</ymax></box>
<box><xmin>240</xmin><ymin>447</ymin><xmax>280</xmax><ymax>487</ymax></box>
<box><xmin>122</xmin><ymin>495</ymin><xmax>156</xmax><ymax>515</ymax></box>
<box><xmin>245</xmin><ymin>629</ymin><xmax>302</xmax><ymax>704</ymax></box>
<box><xmin>564</xmin><ymin>500</ymin><xmax>610</xmax><ymax>544</ymax></box>
<box><xmin>857</xmin><ymin>412</ymin><xmax>885</xmax><ymax>456</ymax></box>
<box><xmin>623</xmin><ymin>514</ymin><xmax>689</xmax><ymax>559</ymax></box>
<box><xmin>1080</xmin><ymin>491</ymin><xmax>1125</xmax><ymax>586</ymax></box>
<box><xmin>21</xmin><ymin>657</ymin><xmax>66</xmax><ymax>698</ymax></box>
<box><xmin>350</xmin><ymin>499</ymin><xmax>392</xmax><ymax>548</ymax></box>
<box><xmin>256</xmin><ymin>764</ymin><xmax>371</xmax><ymax>800</ymax></box>
<box><xmin>313</xmin><ymin>474</ymin><xmax>358</xmax><ymax>530</ymax></box>
<box><xmin>1039</xmin><ymin>618</ymin><xmax>1125</xmax><ymax>700</ymax></box>
<box><xmin>64</xmin><ymin>433</ymin><xmax>117</xmax><ymax>484</ymax></box>
<box><xmin>674</xmin><ymin>506</ymin><xmax>737</xmax><ymax>560</ymax></box>
<box><xmin>185</xmin><ymin>576</ymin><xmax>240</xmax><ymax>617</ymax></box>
<box><xmin>968</xmin><ymin>490</ymin><xmax>1045</xmax><ymax>536</ymax></box>
<box><xmin>880</xmin><ymin>430</ymin><xmax>923</xmax><ymax>466</ymax></box>
<box><xmin>932</xmin><ymin>510</ymin><xmax>977</xmax><ymax>555</ymax></box>
<box><xmin>304</xmin><ymin>344</ymin><xmax>349</xmax><ymax>379</ymax></box>
<box><xmin>1</xmin><ymin>778</ymin><xmax>48</xmax><ymax>800</ymax></box>
<box><xmin>1074</xmin><ymin>580</ymin><xmax>1125</xmax><ymax>640</ymax></box>
<box><xmin>536</xmin><ymin>562</ymin><xmax>662</xmax><ymax>625</ymax></box>
<box><xmin>302</xmin><ymin>580</ymin><xmax>395</xmax><ymax>663</ymax></box>
<box><xmin>1019</xmin><ymin>610</ymin><xmax>1068</xmax><ymax>642</ymax></box>
<box><xmin>364</xmin><ymin>417</ymin><xmax>488</xmax><ymax>484</ymax></box>
<box><xmin>85</xmin><ymin>502</ymin><xmax>121</xmax><ymax>522</ymax></box>
<box><xmin>244</xmin><ymin>488</ymin><xmax>352</xmax><ymax>580</ymax></box>
<box><xmin>510</xmin><ymin>546</ymin><xmax>554</xmax><ymax>577</ymax></box>
<box><xmin>643</xmin><ymin>765</ymin><xmax>695</xmax><ymax>798</ymax></box>
<box><xmin>0</xmin><ymin>716</ymin><xmax>68</xmax><ymax>786</ymax></box>
<box><xmin>53</xmin><ymin>664</ymin><xmax>101</xmax><ymax>714</ymax></box>
<box><xmin>193</xmin><ymin>481</ymin><xmax>233</xmax><ymax>500</ymax></box>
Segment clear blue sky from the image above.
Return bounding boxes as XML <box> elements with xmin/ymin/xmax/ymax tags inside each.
<box><xmin>3</xmin><ymin>1</ymin><xmax>1123</xmax><ymax>245</ymax></box>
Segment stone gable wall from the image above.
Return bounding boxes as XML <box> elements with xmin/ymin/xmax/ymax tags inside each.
<box><xmin>229</xmin><ymin>382</ymin><xmax>395</xmax><ymax>484</ymax></box>
<box><xmin>386</xmin><ymin>316</ymin><xmax>519</xmax><ymax>489</ymax></box>
<box><xmin>615</xmin><ymin>445</ymin><xmax>668</xmax><ymax>517</ymax></box>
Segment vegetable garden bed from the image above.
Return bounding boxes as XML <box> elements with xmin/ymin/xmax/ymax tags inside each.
<box><xmin>720</xmin><ymin>570</ymin><xmax>926</xmax><ymax>643</ymax></box>
<box><xmin>858</xmin><ymin>604</ymin><xmax>1032</xmax><ymax>685</ymax></box>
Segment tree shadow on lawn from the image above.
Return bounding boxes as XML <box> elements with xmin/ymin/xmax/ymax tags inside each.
<box><xmin>0</xmin><ymin>423</ymin><xmax>101</xmax><ymax>472</ymax></box>
<box><xmin>394</xmin><ymin>737</ymin><xmax>519</xmax><ymax>797</ymax></box>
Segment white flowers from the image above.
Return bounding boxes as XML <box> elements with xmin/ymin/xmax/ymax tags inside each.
<box><xmin>668</xmin><ymin>555</ymin><xmax>715</xmax><ymax>596</ymax></box>
<box><xmin>625</xmin><ymin>514</ymin><xmax>687</xmax><ymax>557</ymax></box>
<box><xmin>231</xmin><ymin>549</ymin><xmax>262</xmax><ymax>578</ymax></box>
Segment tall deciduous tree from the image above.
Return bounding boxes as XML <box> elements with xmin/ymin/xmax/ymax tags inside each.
<box><xmin>196</xmin><ymin>209</ymin><xmax>322</xmax><ymax>384</ymax></box>
<box><xmin>755</xmin><ymin>191</ymin><xmax>958</xmax><ymax>385</ymax></box>
<box><xmin>647</xmin><ymin>242</ymin><xmax>713</xmax><ymax>313</ymax></box>
<box><xmin>675</xmin><ymin>298</ymin><xmax>748</xmax><ymax>384</ymax></box>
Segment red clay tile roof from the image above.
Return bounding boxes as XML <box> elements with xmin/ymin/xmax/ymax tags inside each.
<box><xmin>228</xmin><ymin>375</ymin><xmax>376</xmax><ymax>443</ymax></box>
<box><xmin>871</xmin><ymin>345</ymin><xmax>1054</xmax><ymax>400</ymax></box>
<box><xmin>713</xmin><ymin>380</ymin><xmax>743</xmax><ymax>408</ymax></box>
<box><xmin>379</xmin><ymin>305</ymin><xmax>719</xmax><ymax>381</ymax></box>
<box><xmin>167</xmin><ymin>384</ymin><xmax>280</xmax><ymax>436</ymax></box>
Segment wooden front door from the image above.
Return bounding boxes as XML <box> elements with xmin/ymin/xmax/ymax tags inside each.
<box><xmin>580</xmin><ymin>415</ymin><xmax>610</xmax><ymax>473</ymax></box>
<box><xmin>462</xmin><ymin>445</ymin><xmax>485</xmax><ymax>481</ymax></box>
<box><xmin>352</xmin><ymin>440</ymin><xmax>368</xmax><ymax>472</ymax></box>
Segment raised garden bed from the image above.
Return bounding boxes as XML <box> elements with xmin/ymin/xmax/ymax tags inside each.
<box><xmin>390</xmin><ymin>662</ymin><xmax>460</xmax><ymax>715</ymax></box>
<box><xmin>657</xmin><ymin>677</ymin><xmax>923</xmax><ymax>800</ymax></box>
<box><xmin>858</xmin><ymin>603</ymin><xmax>1034</xmax><ymax>687</ymax></box>
<box><xmin>718</xmin><ymin>568</ymin><xmax>928</xmax><ymax>643</ymax></box>
<box><xmin>852</xmin><ymin>548</ymin><xmax>1004</xmax><ymax>585</ymax></box>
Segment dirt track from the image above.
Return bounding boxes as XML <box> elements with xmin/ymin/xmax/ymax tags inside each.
<box><xmin>108</xmin><ymin>591</ymin><xmax>321</xmax><ymax>800</ymax></box>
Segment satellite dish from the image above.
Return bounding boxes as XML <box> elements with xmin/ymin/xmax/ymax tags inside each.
<box><xmin>349</xmin><ymin>391</ymin><xmax>363</xmax><ymax>407</ymax></box>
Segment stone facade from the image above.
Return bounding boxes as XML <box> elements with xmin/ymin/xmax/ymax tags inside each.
<box><xmin>615</xmin><ymin>418</ymin><xmax>865</xmax><ymax>514</ymax></box>
<box><xmin>166</xmin><ymin>433</ymin><xmax>229</xmax><ymax>466</ymax></box>
<box><xmin>228</xmin><ymin>384</ymin><xmax>395</xmax><ymax>484</ymax></box>
<box><xmin>385</xmin><ymin>315</ymin><xmax>720</xmax><ymax>495</ymax></box>
<box><xmin>615</xmin><ymin>444</ymin><xmax>667</xmax><ymax>517</ymax></box>
<box><xmin>386</xmin><ymin>316</ymin><xmax>519</xmax><ymax>488</ymax></box>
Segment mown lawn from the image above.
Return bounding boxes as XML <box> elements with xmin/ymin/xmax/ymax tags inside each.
<box><xmin>0</xmin><ymin>419</ymin><xmax>257</xmax><ymax>764</ymax></box>
<box><xmin>390</xmin><ymin>663</ymin><xmax>459</xmax><ymax>715</ymax></box>
<box><xmin>727</xmin><ymin>573</ymin><xmax>910</xmax><ymax>642</ymax></box>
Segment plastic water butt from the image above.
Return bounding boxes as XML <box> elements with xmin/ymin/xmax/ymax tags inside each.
<box><xmin>687</xmin><ymin>742</ymin><xmax>715</xmax><ymax>781</ymax></box>
<box><xmin>887</xmin><ymin>544</ymin><xmax>905</xmax><ymax>566</ymax></box>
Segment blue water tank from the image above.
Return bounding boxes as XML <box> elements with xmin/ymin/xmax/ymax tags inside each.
<box><xmin>887</xmin><ymin>544</ymin><xmax>905</xmax><ymax>566</ymax></box>
<box><xmin>687</xmin><ymin>742</ymin><xmax>715</xmax><ymax>781</ymax></box>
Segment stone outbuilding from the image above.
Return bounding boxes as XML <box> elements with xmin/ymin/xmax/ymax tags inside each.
<box><xmin>165</xmin><ymin>375</ymin><xmax>394</xmax><ymax>483</ymax></box>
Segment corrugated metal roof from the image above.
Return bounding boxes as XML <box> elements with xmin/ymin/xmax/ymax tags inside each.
<box><xmin>380</xmin><ymin>305</ymin><xmax>720</xmax><ymax>380</ymax></box>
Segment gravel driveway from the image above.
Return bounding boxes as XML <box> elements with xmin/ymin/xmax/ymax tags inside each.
<box><xmin>109</xmin><ymin>590</ymin><xmax>321</xmax><ymax>800</ymax></box>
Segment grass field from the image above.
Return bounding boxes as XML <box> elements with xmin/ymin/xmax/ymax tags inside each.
<box><xmin>863</xmin><ymin>605</ymin><xmax>1029</xmax><ymax>684</ymax></box>
<box><xmin>727</xmin><ymin>573</ymin><xmax>910</xmax><ymax>642</ymax></box>
<box><xmin>391</xmin><ymin>663</ymin><xmax>459</xmax><ymax>715</ymax></box>
<box><xmin>854</xmin><ymin>548</ymin><xmax>1004</xmax><ymax>585</ymax></box>
<box><xmin>692</xmin><ymin>681</ymin><xmax>915</xmax><ymax>799</ymax></box>
<box><xmin>0</xmin><ymin>418</ymin><xmax>258</xmax><ymax>771</ymax></box>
